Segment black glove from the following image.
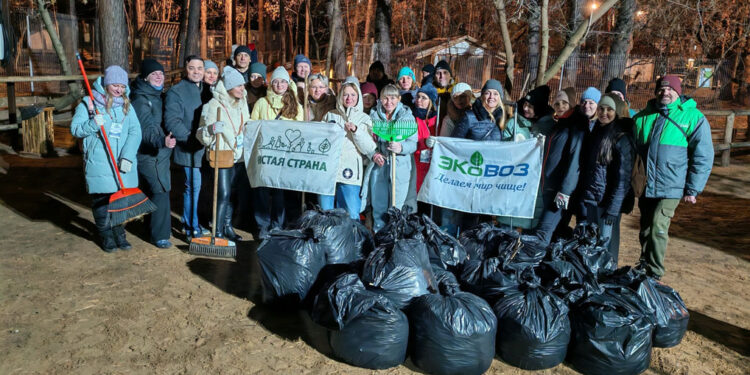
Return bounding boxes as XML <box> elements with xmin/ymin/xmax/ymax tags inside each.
<box><xmin>602</xmin><ymin>214</ymin><xmax>617</xmax><ymax>226</ymax></box>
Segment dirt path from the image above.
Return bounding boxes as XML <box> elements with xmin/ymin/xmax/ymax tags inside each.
<box><xmin>0</xmin><ymin>153</ymin><xmax>748</xmax><ymax>375</ymax></box>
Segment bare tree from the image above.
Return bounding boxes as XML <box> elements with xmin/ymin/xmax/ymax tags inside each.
<box><xmin>35</xmin><ymin>0</ymin><xmax>80</xmax><ymax>108</ymax></box>
<box><xmin>99</xmin><ymin>0</ymin><xmax>129</xmax><ymax>69</ymax></box>
<box><xmin>493</xmin><ymin>0</ymin><xmax>514</xmax><ymax>95</ymax></box>
<box><xmin>535</xmin><ymin>0</ymin><xmax>549</xmax><ymax>88</ymax></box>
<box><xmin>527</xmin><ymin>0</ymin><xmax>540</xmax><ymax>84</ymax></box>
<box><xmin>363</xmin><ymin>0</ymin><xmax>375</xmax><ymax>43</ymax></box>
<box><xmin>184</xmin><ymin>0</ymin><xmax>201</xmax><ymax>59</ymax></box>
<box><xmin>375</xmin><ymin>0</ymin><xmax>392</xmax><ymax>72</ymax></box>
<box><xmin>601</xmin><ymin>0</ymin><xmax>635</xmax><ymax>86</ymax></box>
<box><xmin>325</xmin><ymin>0</ymin><xmax>348</xmax><ymax>78</ymax></box>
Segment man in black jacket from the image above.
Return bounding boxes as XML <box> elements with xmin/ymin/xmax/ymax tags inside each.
<box><xmin>164</xmin><ymin>55</ymin><xmax>209</xmax><ymax>240</ymax></box>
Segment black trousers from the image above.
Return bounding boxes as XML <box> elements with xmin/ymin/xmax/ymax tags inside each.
<box><xmin>146</xmin><ymin>191</ymin><xmax>171</xmax><ymax>242</ymax></box>
<box><xmin>90</xmin><ymin>193</ymin><xmax>124</xmax><ymax>234</ymax></box>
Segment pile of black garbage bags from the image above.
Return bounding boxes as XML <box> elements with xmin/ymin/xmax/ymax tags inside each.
<box><xmin>255</xmin><ymin>207</ymin><xmax>690</xmax><ymax>375</ymax></box>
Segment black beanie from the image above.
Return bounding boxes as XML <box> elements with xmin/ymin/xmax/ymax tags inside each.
<box><xmin>435</xmin><ymin>60</ymin><xmax>452</xmax><ymax>76</ymax></box>
<box><xmin>518</xmin><ymin>85</ymin><xmax>552</xmax><ymax>118</ymax></box>
<box><xmin>605</xmin><ymin>78</ymin><xmax>628</xmax><ymax>100</ymax></box>
<box><xmin>234</xmin><ymin>45</ymin><xmax>252</xmax><ymax>58</ymax></box>
<box><xmin>139</xmin><ymin>58</ymin><xmax>164</xmax><ymax>79</ymax></box>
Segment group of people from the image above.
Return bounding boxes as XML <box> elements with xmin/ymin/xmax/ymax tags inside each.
<box><xmin>71</xmin><ymin>46</ymin><xmax>714</xmax><ymax>280</ymax></box>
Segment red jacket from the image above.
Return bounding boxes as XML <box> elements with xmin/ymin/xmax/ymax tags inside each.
<box><xmin>414</xmin><ymin>115</ymin><xmax>437</xmax><ymax>192</ymax></box>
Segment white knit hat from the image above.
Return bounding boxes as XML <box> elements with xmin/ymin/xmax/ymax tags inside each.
<box><xmin>270</xmin><ymin>66</ymin><xmax>291</xmax><ymax>84</ymax></box>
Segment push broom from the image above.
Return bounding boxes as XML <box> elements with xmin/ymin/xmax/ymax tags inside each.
<box><xmin>188</xmin><ymin>108</ymin><xmax>237</xmax><ymax>258</ymax></box>
<box><xmin>76</xmin><ymin>53</ymin><xmax>156</xmax><ymax>227</ymax></box>
<box><xmin>372</xmin><ymin>120</ymin><xmax>418</xmax><ymax>207</ymax></box>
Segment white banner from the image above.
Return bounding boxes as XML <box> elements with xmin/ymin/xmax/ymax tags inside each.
<box><xmin>417</xmin><ymin>136</ymin><xmax>544</xmax><ymax>218</ymax></box>
<box><xmin>243</xmin><ymin>120</ymin><xmax>346</xmax><ymax>195</ymax></box>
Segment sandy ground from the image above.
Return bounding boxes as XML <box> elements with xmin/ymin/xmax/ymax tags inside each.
<box><xmin>0</xmin><ymin>152</ymin><xmax>748</xmax><ymax>375</ymax></box>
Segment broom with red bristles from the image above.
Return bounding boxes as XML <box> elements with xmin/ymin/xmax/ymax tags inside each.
<box><xmin>76</xmin><ymin>53</ymin><xmax>156</xmax><ymax>227</ymax></box>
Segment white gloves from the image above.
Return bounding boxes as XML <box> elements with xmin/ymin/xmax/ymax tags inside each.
<box><xmin>425</xmin><ymin>136</ymin><xmax>436</xmax><ymax>148</ymax></box>
<box><xmin>554</xmin><ymin>192</ymin><xmax>570</xmax><ymax>209</ymax></box>
<box><xmin>119</xmin><ymin>158</ymin><xmax>132</xmax><ymax>173</ymax></box>
<box><xmin>93</xmin><ymin>114</ymin><xmax>105</xmax><ymax>127</ymax></box>
<box><xmin>209</xmin><ymin>121</ymin><xmax>229</xmax><ymax>136</ymax></box>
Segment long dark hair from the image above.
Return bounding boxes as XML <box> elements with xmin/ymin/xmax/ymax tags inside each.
<box><xmin>597</xmin><ymin>117</ymin><xmax>634</xmax><ymax>164</ymax></box>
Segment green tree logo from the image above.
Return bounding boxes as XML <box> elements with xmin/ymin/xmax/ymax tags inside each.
<box><xmin>470</xmin><ymin>151</ymin><xmax>484</xmax><ymax>166</ymax></box>
<box><xmin>318</xmin><ymin>139</ymin><xmax>331</xmax><ymax>153</ymax></box>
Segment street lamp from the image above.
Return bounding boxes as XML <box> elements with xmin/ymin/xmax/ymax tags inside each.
<box><xmin>585</xmin><ymin>2</ymin><xmax>599</xmax><ymax>40</ymax></box>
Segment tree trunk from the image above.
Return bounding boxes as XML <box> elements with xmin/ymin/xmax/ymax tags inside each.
<box><xmin>184</xmin><ymin>0</ymin><xmax>201</xmax><ymax>59</ymax></box>
<box><xmin>374</xmin><ymin>0</ymin><xmax>391</xmax><ymax>72</ymax></box>
<box><xmin>535</xmin><ymin>0</ymin><xmax>549</xmax><ymax>88</ymax></box>
<box><xmin>563</xmin><ymin>0</ymin><xmax>584</xmax><ymax>88</ymax></box>
<box><xmin>492</xmin><ymin>0</ymin><xmax>514</xmax><ymax>96</ymax></box>
<box><xmin>224</xmin><ymin>0</ymin><xmax>233</xmax><ymax>56</ymax></box>
<box><xmin>419</xmin><ymin>0</ymin><xmax>427</xmax><ymax>42</ymax></box>
<box><xmin>540</xmin><ymin>0</ymin><xmax>618</xmax><ymax>85</ymax></box>
<box><xmin>527</xmin><ymin>0</ymin><xmax>540</xmax><ymax>85</ymax></box>
<box><xmin>176</xmin><ymin>0</ymin><xmax>190</xmax><ymax>67</ymax></box>
<box><xmin>601</xmin><ymin>0</ymin><xmax>635</xmax><ymax>87</ymax></box>
<box><xmin>232</xmin><ymin>0</ymin><xmax>238</xmax><ymax>43</ymax></box>
<box><xmin>280</xmin><ymin>0</ymin><xmax>286</xmax><ymax>63</ymax></box>
<box><xmin>98</xmin><ymin>0</ymin><xmax>129</xmax><ymax>70</ymax></box>
<box><xmin>258</xmin><ymin>0</ymin><xmax>265</xmax><ymax>53</ymax></box>
<box><xmin>363</xmin><ymin>0</ymin><xmax>374</xmax><ymax>43</ymax></box>
<box><xmin>305</xmin><ymin>0</ymin><xmax>310</xmax><ymax>56</ymax></box>
<box><xmin>35</xmin><ymin>0</ymin><xmax>81</xmax><ymax>108</ymax></box>
<box><xmin>246</xmin><ymin>0</ymin><xmax>253</xmax><ymax>47</ymax></box>
<box><xmin>201</xmin><ymin>0</ymin><xmax>208</xmax><ymax>58</ymax></box>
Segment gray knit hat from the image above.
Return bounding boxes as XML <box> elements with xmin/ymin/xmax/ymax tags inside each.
<box><xmin>102</xmin><ymin>65</ymin><xmax>128</xmax><ymax>86</ymax></box>
<box><xmin>271</xmin><ymin>66</ymin><xmax>291</xmax><ymax>83</ymax></box>
<box><xmin>204</xmin><ymin>60</ymin><xmax>219</xmax><ymax>72</ymax></box>
<box><xmin>222</xmin><ymin>66</ymin><xmax>245</xmax><ymax>90</ymax></box>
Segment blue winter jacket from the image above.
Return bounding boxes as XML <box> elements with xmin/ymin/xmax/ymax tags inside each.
<box><xmin>71</xmin><ymin>77</ymin><xmax>141</xmax><ymax>194</ymax></box>
<box><xmin>452</xmin><ymin>100</ymin><xmax>525</xmax><ymax>141</ymax></box>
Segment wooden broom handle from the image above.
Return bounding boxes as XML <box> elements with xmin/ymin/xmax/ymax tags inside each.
<box><xmin>211</xmin><ymin>108</ymin><xmax>221</xmax><ymax>239</ymax></box>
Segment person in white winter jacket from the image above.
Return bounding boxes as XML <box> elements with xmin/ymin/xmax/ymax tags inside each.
<box><xmin>321</xmin><ymin>77</ymin><xmax>377</xmax><ymax>219</ymax></box>
<box><xmin>197</xmin><ymin>66</ymin><xmax>250</xmax><ymax>241</ymax></box>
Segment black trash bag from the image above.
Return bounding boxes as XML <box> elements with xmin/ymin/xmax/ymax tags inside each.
<box><xmin>431</xmin><ymin>265</ymin><xmax>461</xmax><ymax>295</ymax></box>
<box><xmin>408</xmin><ymin>288</ymin><xmax>497</xmax><ymax>375</ymax></box>
<box><xmin>361</xmin><ymin>239</ymin><xmax>436</xmax><ymax>308</ymax></box>
<box><xmin>602</xmin><ymin>267</ymin><xmax>689</xmax><ymax>348</ymax></box>
<box><xmin>420</xmin><ymin>214</ymin><xmax>468</xmax><ymax>269</ymax></box>
<box><xmin>494</xmin><ymin>270</ymin><xmax>571</xmax><ymax>370</ymax></box>
<box><xmin>458</xmin><ymin>257</ymin><xmax>520</xmax><ymax>305</ymax></box>
<box><xmin>538</xmin><ymin>242</ymin><xmax>602</xmax><ymax>304</ymax></box>
<box><xmin>562</xmin><ymin>231</ymin><xmax>616</xmax><ymax>276</ymax></box>
<box><xmin>294</xmin><ymin>207</ymin><xmax>365</xmax><ymax>264</ymax></box>
<box><xmin>256</xmin><ymin>228</ymin><xmax>327</xmax><ymax>305</ymax></box>
<box><xmin>311</xmin><ymin>273</ymin><xmax>409</xmax><ymax>369</ymax></box>
<box><xmin>568</xmin><ymin>284</ymin><xmax>655</xmax><ymax>375</ymax></box>
<box><xmin>374</xmin><ymin>207</ymin><xmax>425</xmax><ymax>246</ymax></box>
<box><xmin>459</xmin><ymin>223</ymin><xmax>517</xmax><ymax>261</ymax></box>
<box><xmin>303</xmin><ymin>261</ymin><xmax>365</xmax><ymax>309</ymax></box>
<box><xmin>353</xmin><ymin>220</ymin><xmax>375</xmax><ymax>257</ymax></box>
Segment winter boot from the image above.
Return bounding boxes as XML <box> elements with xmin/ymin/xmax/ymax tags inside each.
<box><xmin>223</xmin><ymin>218</ymin><xmax>242</xmax><ymax>242</ymax></box>
<box><xmin>112</xmin><ymin>226</ymin><xmax>132</xmax><ymax>251</ymax></box>
<box><xmin>99</xmin><ymin>229</ymin><xmax>117</xmax><ymax>253</ymax></box>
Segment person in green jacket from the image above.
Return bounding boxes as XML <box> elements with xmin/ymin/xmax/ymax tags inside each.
<box><xmin>633</xmin><ymin>75</ymin><xmax>714</xmax><ymax>279</ymax></box>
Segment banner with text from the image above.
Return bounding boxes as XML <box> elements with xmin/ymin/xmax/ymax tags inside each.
<box><xmin>243</xmin><ymin>120</ymin><xmax>345</xmax><ymax>195</ymax></box>
<box><xmin>417</xmin><ymin>136</ymin><xmax>544</xmax><ymax>218</ymax></box>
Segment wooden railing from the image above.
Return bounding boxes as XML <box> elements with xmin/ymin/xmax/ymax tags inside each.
<box><xmin>703</xmin><ymin>109</ymin><xmax>750</xmax><ymax>167</ymax></box>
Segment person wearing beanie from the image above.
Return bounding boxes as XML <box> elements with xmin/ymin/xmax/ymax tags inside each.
<box><xmin>201</xmin><ymin>60</ymin><xmax>220</xmax><ymax>103</ymax></box>
<box><xmin>579</xmin><ymin>86</ymin><xmax>602</xmax><ymax>131</ymax></box>
<box><xmin>410</xmin><ymin>83</ymin><xmax>438</xmax><ymax>200</ymax></box>
<box><xmin>320</xmin><ymin>76</ymin><xmax>377</xmax><ymax>219</ymax></box>
<box><xmin>606</xmin><ymin>77</ymin><xmax>637</xmax><ymax>117</ymax></box>
<box><xmin>364</xmin><ymin>83</ymin><xmax>417</xmax><ymax>230</ymax></box>
<box><xmin>246</xmin><ymin>62</ymin><xmax>267</xmax><ymax>112</ymax></box>
<box><xmin>631</xmin><ymin>74</ymin><xmax>713</xmax><ymax>280</ymax></box>
<box><xmin>508</xmin><ymin>84</ymin><xmax>553</xmax><ymax>140</ymax></box>
<box><xmin>576</xmin><ymin>93</ymin><xmax>636</xmax><ymax>264</ymax></box>
<box><xmin>250</xmin><ymin>66</ymin><xmax>303</xmax><ymax>238</ymax></box>
<box><xmin>438</xmin><ymin>82</ymin><xmax>474</xmax><ymax>138</ymax></box>
<box><xmin>165</xmin><ymin>55</ymin><xmax>210</xmax><ymax>240</ymax></box>
<box><xmin>421</xmin><ymin>63</ymin><xmax>435</xmax><ymax>86</ymax></box>
<box><xmin>452</xmin><ymin>78</ymin><xmax>516</xmax><ymax>141</ymax></box>
<box><xmin>553</xmin><ymin>87</ymin><xmax>576</xmax><ymax>120</ymax></box>
<box><xmin>366</xmin><ymin>61</ymin><xmax>395</xmax><ymax>96</ymax></box>
<box><xmin>71</xmin><ymin>65</ymin><xmax>141</xmax><ymax>252</ymax></box>
<box><xmin>432</xmin><ymin>60</ymin><xmax>455</xmax><ymax>127</ymax></box>
<box><xmin>396</xmin><ymin>66</ymin><xmax>419</xmax><ymax>110</ymax></box>
<box><xmin>232</xmin><ymin>45</ymin><xmax>253</xmax><ymax>82</ymax></box>
<box><xmin>360</xmin><ymin>81</ymin><xmax>378</xmax><ymax>114</ymax></box>
<box><xmin>131</xmin><ymin>58</ymin><xmax>174</xmax><ymax>249</ymax></box>
<box><xmin>292</xmin><ymin>54</ymin><xmax>312</xmax><ymax>84</ymax></box>
<box><xmin>196</xmin><ymin>66</ymin><xmax>250</xmax><ymax>242</ymax></box>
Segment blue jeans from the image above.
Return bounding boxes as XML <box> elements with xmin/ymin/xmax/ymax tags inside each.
<box><xmin>182</xmin><ymin>167</ymin><xmax>202</xmax><ymax>231</ymax></box>
<box><xmin>318</xmin><ymin>183</ymin><xmax>362</xmax><ymax>220</ymax></box>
